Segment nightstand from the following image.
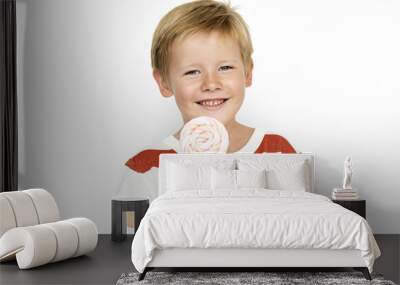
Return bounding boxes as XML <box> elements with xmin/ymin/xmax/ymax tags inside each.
<box><xmin>111</xmin><ymin>197</ymin><xmax>149</xmax><ymax>242</ymax></box>
<box><xmin>332</xmin><ymin>199</ymin><xmax>366</xmax><ymax>219</ymax></box>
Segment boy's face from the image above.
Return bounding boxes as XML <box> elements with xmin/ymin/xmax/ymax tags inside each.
<box><xmin>153</xmin><ymin>31</ymin><xmax>253</xmax><ymax>126</ymax></box>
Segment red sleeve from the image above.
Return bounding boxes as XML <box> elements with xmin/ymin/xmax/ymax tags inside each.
<box><xmin>125</xmin><ymin>149</ymin><xmax>176</xmax><ymax>173</ymax></box>
<box><xmin>255</xmin><ymin>134</ymin><xmax>296</xmax><ymax>154</ymax></box>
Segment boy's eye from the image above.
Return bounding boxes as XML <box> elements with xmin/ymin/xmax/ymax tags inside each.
<box><xmin>219</xmin><ymin>65</ymin><xmax>233</xmax><ymax>71</ymax></box>
<box><xmin>184</xmin><ymin>70</ymin><xmax>200</xmax><ymax>76</ymax></box>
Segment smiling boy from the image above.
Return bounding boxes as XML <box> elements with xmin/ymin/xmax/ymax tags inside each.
<box><xmin>118</xmin><ymin>0</ymin><xmax>296</xmax><ymax>201</ymax></box>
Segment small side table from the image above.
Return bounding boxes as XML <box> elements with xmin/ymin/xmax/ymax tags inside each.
<box><xmin>332</xmin><ymin>199</ymin><xmax>366</xmax><ymax>219</ymax></box>
<box><xmin>111</xmin><ymin>197</ymin><xmax>149</xmax><ymax>242</ymax></box>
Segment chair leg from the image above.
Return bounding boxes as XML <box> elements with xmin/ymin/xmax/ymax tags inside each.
<box><xmin>138</xmin><ymin>268</ymin><xmax>148</xmax><ymax>281</ymax></box>
<box><xmin>354</xmin><ymin>267</ymin><xmax>372</xmax><ymax>280</ymax></box>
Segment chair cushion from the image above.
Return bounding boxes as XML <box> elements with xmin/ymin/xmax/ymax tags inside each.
<box><xmin>0</xmin><ymin>191</ymin><xmax>39</xmax><ymax>227</ymax></box>
<box><xmin>42</xmin><ymin>221</ymin><xmax>79</xmax><ymax>262</ymax></box>
<box><xmin>24</xmin><ymin>189</ymin><xmax>60</xmax><ymax>224</ymax></box>
<box><xmin>0</xmin><ymin>196</ymin><xmax>16</xmax><ymax>237</ymax></box>
<box><xmin>0</xmin><ymin>189</ymin><xmax>60</xmax><ymax>237</ymax></box>
<box><xmin>0</xmin><ymin>218</ymin><xmax>97</xmax><ymax>269</ymax></box>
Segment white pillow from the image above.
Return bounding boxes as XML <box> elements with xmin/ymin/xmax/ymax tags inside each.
<box><xmin>166</xmin><ymin>162</ymin><xmax>211</xmax><ymax>191</ymax></box>
<box><xmin>237</xmin><ymin>158</ymin><xmax>310</xmax><ymax>191</ymax></box>
<box><xmin>211</xmin><ymin>168</ymin><xmax>236</xmax><ymax>190</ymax></box>
<box><xmin>211</xmin><ymin>168</ymin><xmax>268</xmax><ymax>190</ymax></box>
<box><xmin>236</xmin><ymin>169</ymin><xmax>267</xmax><ymax>189</ymax></box>
<box><xmin>266</xmin><ymin>161</ymin><xmax>308</xmax><ymax>191</ymax></box>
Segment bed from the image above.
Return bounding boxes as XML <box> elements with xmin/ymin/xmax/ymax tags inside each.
<box><xmin>131</xmin><ymin>153</ymin><xmax>381</xmax><ymax>281</ymax></box>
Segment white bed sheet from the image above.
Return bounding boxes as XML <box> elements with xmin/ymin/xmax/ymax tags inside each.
<box><xmin>131</xmin><ymin>189</ymin><xmax>380</xmax><ymax>273</ymax></box>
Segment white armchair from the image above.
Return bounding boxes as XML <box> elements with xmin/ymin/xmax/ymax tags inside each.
<box><xmin>0</xmin><ymin>188</ymin><xmax>98</xmax><ymax>269</ymax></box>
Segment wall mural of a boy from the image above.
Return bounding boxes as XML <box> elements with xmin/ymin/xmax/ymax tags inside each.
<box><xmin>117</xmin><ymin>0</ymin><xmax>296</xmax><ymax>201</ymax></box>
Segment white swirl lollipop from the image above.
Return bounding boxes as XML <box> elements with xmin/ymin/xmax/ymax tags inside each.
<box><xmin>179</xmin><ymin>116</ymin><xmax>229</xmax><ymax>153</ymax></box>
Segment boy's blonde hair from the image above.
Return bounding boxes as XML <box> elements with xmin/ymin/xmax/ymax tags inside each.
<box><xmin>151</xmin><ymin>0</ymin><xmax>253</xmax><ymax>82</ymax></box>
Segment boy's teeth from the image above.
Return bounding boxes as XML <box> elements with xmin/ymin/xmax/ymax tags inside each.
<box><xmin>200</xmin><ymin>99</ymin><xmax>225</xmax><ymax>106</ymax></box>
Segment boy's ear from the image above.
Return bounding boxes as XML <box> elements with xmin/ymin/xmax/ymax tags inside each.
<box><xmin>245</xmin><ymin>59</ymin><xmax>254</xmax><ymax>87</ymax></box>
<box><xmin>153</xmin><ymin>69</ymin><xmax>174</xmax><ymax>98</ymax></box>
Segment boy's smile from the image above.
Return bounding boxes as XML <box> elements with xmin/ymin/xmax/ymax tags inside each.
<box><xmin>153</xmin><ymin>30</ymin><xmax>253</xmax><ymax>126</ymax></box>
<box><xmin>195</xmin><ymin>98</ymin><xmax>229</xmax><ymax>111</ymax></box>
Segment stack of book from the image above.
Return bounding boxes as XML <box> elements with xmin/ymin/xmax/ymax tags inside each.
<box><xmin>332</xmin><ymin>188</ymin><xmax>359</xmax><ymax>200</ymax></box>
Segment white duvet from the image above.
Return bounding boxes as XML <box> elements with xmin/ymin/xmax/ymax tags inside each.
<box><xmin>131</xmin><ymin>189</ymin><xmax>380</xmax><ymax>273</ymax></box>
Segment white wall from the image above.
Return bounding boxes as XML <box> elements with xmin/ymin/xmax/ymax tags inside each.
<box><xmin>16</xmin><ymin>0</ymin><xmax>400</xmax><ymax>234</ymax></box>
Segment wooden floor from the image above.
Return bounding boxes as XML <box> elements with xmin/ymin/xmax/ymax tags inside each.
<box><xmin>0</xmin><ymin>234</ymin><xmax>398</xmax><ymax>285</ymax></box>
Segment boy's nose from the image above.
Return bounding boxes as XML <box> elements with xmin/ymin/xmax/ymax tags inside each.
<box><xmin>201</xmin><ymin>73</ymin><xmax>222</xmax><ymax>92</ymax></box>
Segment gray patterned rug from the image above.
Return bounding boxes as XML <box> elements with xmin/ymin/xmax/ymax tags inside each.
<box><xmin>116</xmin><ymin>271</ymin><xmax>396</xmax><ymax>285</ymax></box>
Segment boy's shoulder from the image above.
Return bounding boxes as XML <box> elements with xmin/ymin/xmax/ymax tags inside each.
<box><xmin>256</xmin><ymin>133</ymin><xmax>296</xmax><ymax>154</ymax></box>
<box><xmin>125</xmin><ymin>138</ymin><xmax>177</xmax><ymax>174</ymax></box>
<box><xmin>237</xmin><ymin>128</ymin><xmax>296</xmax><ymax>154</ymax></box>
<box><xmin>125</xmin><ymin>149</ymin><xmax>176</xmax><ymax>174</ymax></box>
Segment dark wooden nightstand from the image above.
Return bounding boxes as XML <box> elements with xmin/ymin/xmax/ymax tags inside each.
<box><xmin>111</xmin><ymin>197</ymin><xmax>149</xmax><ymax>242</ymax></box>
<box><xmin>332</xmin><ymin>199</ymin><xmax>366</xmax><ymax>219</ymax></box>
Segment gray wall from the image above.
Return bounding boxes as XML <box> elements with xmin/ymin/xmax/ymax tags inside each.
<box><xmin>17</xmin><ymin>0</ymin><xmax>400</xmax><ymax>234</ymax></box>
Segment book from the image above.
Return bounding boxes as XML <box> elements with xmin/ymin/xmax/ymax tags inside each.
<box><xmin>332</xmin><ymin>196</ymin><xmax>360</xmax><ymax>200</ymax></box>
<box><xmin>333</xmin><ymin>188</ymin><xmax>358</xmax><ymax>193</ymax></box>
<box><xmin>332</xmin><ymin>193</ymin><xmax>359</xmax><ymax>200</ymax></box>
<box><xmin>126</xmin><ymin>211</ymin><xmax>135</xmax><ymax>235</ymax></box>
<box><xmin>333</xmin><ymin>192</ymin><xmax>358</xmax><ymax>197</ymax></box>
